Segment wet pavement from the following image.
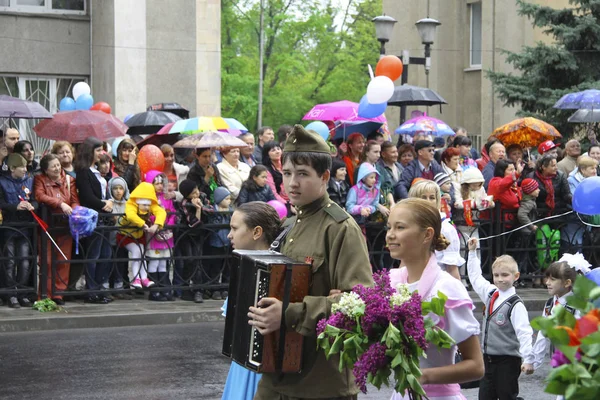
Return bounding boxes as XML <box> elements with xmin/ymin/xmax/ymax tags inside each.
<box><xmin>0</xmin><ymin>318</ymin><xmax>554</xmax><ymax>400</ymax></box>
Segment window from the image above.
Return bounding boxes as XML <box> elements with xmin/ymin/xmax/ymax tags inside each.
<box><xmin>1</xmin><ymin>75</ymin><xmax>86</xmax><ymax>156</ymax></box>
<box><xmin>470</xmin><ymin>1</ymin><xmax>482</xmax><ymax>67</ymax></box>
<box><xmin>0</xmin><ymin>0</ymin><xmax>84</xmax><ymax>14</ymax></box>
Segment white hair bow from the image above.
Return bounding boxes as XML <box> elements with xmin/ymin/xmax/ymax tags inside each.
<box><xmin>558</xmin><ymin>252</ymin><xmax>592</xmax><ymax>274</ymax></box>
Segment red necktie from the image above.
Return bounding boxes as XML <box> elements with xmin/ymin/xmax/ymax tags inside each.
<box><xmin>555</xmin><ymin>299</ymin><xmax>560</xmax><ymax>307</ymax></box>
<box><xmin>489</xmin><ymin>290</ymin><xmax>500</xmax><ymax>313</ymax></box>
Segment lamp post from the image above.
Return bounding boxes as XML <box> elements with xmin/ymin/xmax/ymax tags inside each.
<box><xmin>373</xmin><ymin>15</ymin><xmax>441</xmax><ymax>123</ymax></box>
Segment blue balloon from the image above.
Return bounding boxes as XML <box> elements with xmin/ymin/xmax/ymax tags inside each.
<box><xmin>305</xmin><ymin>121</ymin><xmax>330</xmax><ymax>141</ymax></box>
<box><xmin>59</xmin><ymin>97</ymin><xmax>76</xmax><ymax>111</ymax></box>
<box><xmin>573</xmin><ymin>176</ymin><xmax>600</xmax><ymax>215</ymax></box>
<box><xmin>358</xmin><ymin>94</ymin><xmax>387</xmax><ymax>119</ymax></box>
<box><xmin>123</xmin><ymin>113</ymin><xmax>134</xmax><ymax>123</ymax></box>
<box><xmin>75</xmin><ymin>93</ymin><xmax>94</xmax><ymax>110</ymax></box>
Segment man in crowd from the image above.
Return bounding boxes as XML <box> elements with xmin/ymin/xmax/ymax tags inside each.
<box><xmin>239</xmin><ymin>132</ymin><xmax>257</xmax><ymax>167</ymax></box>
<box><xmin>557</xmin><ymin>139</ymin><xmax>581</xmax><ymax>176</ymax></box>
<box><xmin>395</xmin><ymin>139</ymin><xmax>443</xmax><ymax>199</ymax></box>
<box><xmin>0</xmin><ymin>128</ymin><xmax>21</xmax><ymax>175</ymax></box>
<box><xmin>482</xmin><ymin>139</ymin><xmax>506</xmax><ymax>190</ymax></box>
<box><xmin>252</xmin><ymin>126</ymin><xmax>275</xmax><ymax>164</ymax></box>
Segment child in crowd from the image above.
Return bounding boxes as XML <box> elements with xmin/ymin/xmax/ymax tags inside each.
<box><xmin>178</xmin><ymin>179</ymin><xmax>207</xmax><ymax>303</ymax></box>
<box><xmin>467</xmin><ymin>238</ymin><xmax>534</xmax><ymax>400</ymax></box>
<box><xmin>117</xmin><ymin>182</ymin><xmax>166</xmax><ymax>289</ymax></box>
<box><xmin>107</xmin><ymin>177</ymin><xmax>132</xmax><ymax>299</ymax></box>
<box><xmin>517</xmin><ymin>178</ymin><xmax>542</xmax><ymax>287</ymax></box>
<box><xmin>346</xmin><ymin>163</ymin><xmax>380</xmax><ymax>224</ymax></box>
<box><xmin>408</xmin><ymin>180</ymin><xmax>465</xmax><ymax>283</ymax></box>
<box><xmin>204</xmin><ymin>187</ymin><xmax>233</xmax><ymax>300</ymax></box>
<box><xmin>236</xmin><ymin>165</ymin><xmax>276</xmax><ymax>206</ymax></box>
<box><xmin>532</xmin><ymin>254</ymin><xmax>589</xmax><ymax>371</ymax></box>
<box><xmin>97</xmin><ymin>151</ymin><xmax>116</xmax><ymax>181</ymax></box>
<box><xmin>327</xmin><ymin>159</ymin><xmax>349</xmax><ymax>208</ymax></box>
<box><xmin>434</xmin><ymin>172</ymin><xmax>454</xmax><ymax>218</ymax></box>
<box><xmin>145</xmin><ymin>170</ymin><xmax>177</xmax><ymax>301</ymax></box>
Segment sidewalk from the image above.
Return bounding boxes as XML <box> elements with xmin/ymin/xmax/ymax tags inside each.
<box><xmin>0</xmin><ymin>289</ymin><xmax>550</xmax><ymax>333</ymax></box>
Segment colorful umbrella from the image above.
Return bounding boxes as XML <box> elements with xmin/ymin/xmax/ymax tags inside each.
<box><xmin>173</xmin><ymin>131</ymin><xmax>248</xmax><ymax>149</ymax></box>
<box><xmin>302</xmin><ymin>100</ymin><xmax>387</xmax><ymax>124</ymax></box>
<box><xmin>490</xmin><ymin>117</ymin><xmax>561</xmax><ymax>148</ymax></box>
<box><xmin>169</xmin><ymin>116</ymin><xmax>248</xmax><ymax>136</ymax></box>
<box><xmin>554</xmin><ymin>89</ymin><xmax>600</xmax><ymax>110</ymax></box>
<box><xmin>33</xmin><ymin>110</ymin><xmax>127</xmax><ymax>143</ymax></box>
<box><xmin>394</xmin><ymin>116</ymin><xmax>454</xmax><ymax>137</ymax></box>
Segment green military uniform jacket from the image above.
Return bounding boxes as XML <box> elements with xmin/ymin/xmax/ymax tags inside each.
<box><xmin>259</xmin><ymin>194</ymin><xmax>374</xmax><ymax>398</ymax></box>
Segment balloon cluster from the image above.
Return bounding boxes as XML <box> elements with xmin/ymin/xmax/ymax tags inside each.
<box><xmin>357</xmin><ymin>56</ymin><xmax>403</xmax><ymax>119</ymax></box>
<box><xmin>58</xmin><ymin>82</ymin><xmax>112</xmax><ymax>114</ymax></box>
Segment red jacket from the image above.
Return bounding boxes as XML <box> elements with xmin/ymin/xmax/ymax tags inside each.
<box><xmin>488</xmin><ymin>175</ymin><xmax>521</xmax><ymax>224</ymax></box>
<box><xmin>33</xmin><ymin>171</ymin><xmax>80</xmax><ymax>215</ymax></box>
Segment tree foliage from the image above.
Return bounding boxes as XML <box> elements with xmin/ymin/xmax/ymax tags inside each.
<box><xmin>221</xmin><ymin>0</ymin><xmax>382</xmax><ymax>133</ymax></box>
<box><xmin>488</xmin><ymin>0</ymin><xmax>600</xmax><ymax>139</ymax></box>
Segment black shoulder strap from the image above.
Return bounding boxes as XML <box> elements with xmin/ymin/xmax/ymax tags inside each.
<box><xmin>505</xmin><ymin>295</ymin><xmax>523</xmax><ymax>319</ymax></box>
<box><xmin>270</xmin><ymin>223</ymin><xmax>293</xmax><ymax>252</ymax></box>
<box><xmin>544</xmin><ymin>297</ymin><xmax>553</xmax><ymax>316</ymax></box>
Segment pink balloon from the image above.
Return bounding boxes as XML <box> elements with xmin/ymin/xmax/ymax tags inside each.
<box><xmin>267</xmin><ymin>200</ymin><xmax>287</xmax><ymax>219</ymax></box>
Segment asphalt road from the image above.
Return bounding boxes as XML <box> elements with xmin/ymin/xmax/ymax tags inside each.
<box><xmin>0</xmin><ymin>320</ymin><xmax>554</xmax><ymax>400</ymax></box>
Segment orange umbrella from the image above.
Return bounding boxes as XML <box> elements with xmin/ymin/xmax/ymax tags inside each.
<box><xmin>491</xmin><ymin>117</ymin><xmax>562</xmax><ymax>148</ymax></box>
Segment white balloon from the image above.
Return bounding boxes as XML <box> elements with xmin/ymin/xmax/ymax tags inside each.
<box><xmin>366</xmin><ymin>76</ymin><xmax>395</xmax><ymax>104</ymax></box>
<box><xmin>72</xmin><ymin>81</ymin><xmax>91</xmax><ymax>101</ymax></box>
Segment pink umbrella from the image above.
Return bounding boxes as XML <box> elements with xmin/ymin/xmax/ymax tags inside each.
<box><xmin>302</xmin><ymin>100</ymin><xmax>387</xmax><ymax>123</ymax></box>
<box><xmin>156</xmin><ymin>122</ymin><xmax>175</xmax><ymax>135</ymax></box>
<box><xmin>33</xmin><ymin>110</ymin><xmax>127</xmax><ymax>143</ymax></box>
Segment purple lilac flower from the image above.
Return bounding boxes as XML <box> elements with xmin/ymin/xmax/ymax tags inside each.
<box><xmin>316</xmin><ymin>312</ymin><xmax>357</xmax><ymax>336</ymax></box>
<box><xmin>390</xmin><ymin>293</ymin><xmax>427</xmax><ymax>350</ymax></box>
<box><xmin>550</xmin><ymin>350</ymin><xmax>571</xmax><ymax>368</ymax></box>
<box><xmin>372</xmin><ymin>269</ymin><xmax>395</xmax><ymax>298</ymax></box>
<box><xmin>353</xmin><ymin>342</ymin><xmax>388</xmax><ymax>393</ymax></box>
<box><xmin>360</xmin><ymin>286</ymin><xmax>392</xmax><ymax>337</ymax></box>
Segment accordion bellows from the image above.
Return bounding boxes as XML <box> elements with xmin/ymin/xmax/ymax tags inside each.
<box><xmin>222</xmin><ymin>250</ymin><xmax>311</xmax><ymax>373</ymax></box>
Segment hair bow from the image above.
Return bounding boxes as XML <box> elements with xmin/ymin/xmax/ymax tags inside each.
<box><xmin>558</xmin><ymin>252</ymin><xmax>592</xmax><ymax>274</ymax></box>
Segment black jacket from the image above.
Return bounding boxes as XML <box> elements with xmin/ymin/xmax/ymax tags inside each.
<box><xmin>187</xmin><ymin>161</ymin><xmax>223</xmax><ymax>203</ymax></box>
<box><xmin>237</xmin><ymin>184</ymin><xmax>276</xmax><ymax>205</ymax></box>
<box><xmin>327</xmin><ymin>178</ymin><xmax>349</xmax><ymax>208</ymax></box>
<box><xmin>528</xmin><ymin>170</ymin><xmax>572</xmax><ymax>216</ymax></box>
<box><xmin>75</xmin><ymin>168</ymin><xmax>106</xmax><ymax>212</ymax></box>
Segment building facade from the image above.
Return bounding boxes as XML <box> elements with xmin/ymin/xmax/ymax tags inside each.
<box><xmin>0</xmin><ymin>0</ymin><xmax>220</xmax><ymax>153</ymax></box>
<box><xmin>382</xmin><ymin>0</ymin><xmax>569</xmax><ymax>144</ymax></box>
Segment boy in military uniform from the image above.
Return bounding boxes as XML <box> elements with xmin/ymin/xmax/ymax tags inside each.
<box><xmin>248</xmin><ymin>125</ymin><xmax>374</xmax><ymax>400</ymax></box>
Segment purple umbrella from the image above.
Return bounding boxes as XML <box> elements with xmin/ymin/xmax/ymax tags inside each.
<box><xmin>553</xmin><ymin>89</ymin><xmax>600</xmax><ymax>110</ymax></box>
<box><xmin>0</xmin><ymin>95</ymin><xmax>53</xmax><ymax>119</ymax></box>
<box><xmin>395</xmin><ymin>116</ymin><xmax>455</xmax><ymax>137</ymax></box>
<box><xmin>303</xmin><ymin>100</ymin><xmax>387</xmax><ymax>123</ymax></box>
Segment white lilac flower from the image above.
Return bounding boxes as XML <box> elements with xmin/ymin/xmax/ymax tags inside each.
<box><xmin>391</xmin><ymin>283</ymin><xmax>412</xmax><ymax>306</ymax></box>
<box><xmin>331</xmin><ymin>292</ymin><xmax>365</xmax><ymax>318</ymax></box>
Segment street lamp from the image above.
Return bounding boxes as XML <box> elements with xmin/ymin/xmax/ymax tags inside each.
<box><xmin>373</xmin><ymin>14</ymin><xmax>441</xmax><ymax>122</ymax></box>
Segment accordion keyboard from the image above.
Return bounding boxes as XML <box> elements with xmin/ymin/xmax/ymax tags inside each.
<box><xmin>248</xmin><ymin>269</ymin><xmax>271</xmax><ymax>368</ymax></box>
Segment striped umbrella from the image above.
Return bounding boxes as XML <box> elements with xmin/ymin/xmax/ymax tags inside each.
<box><xmin>169</xmin><ymin>116</ymin><xmax>248</xmax><ymax>136</ymax></box>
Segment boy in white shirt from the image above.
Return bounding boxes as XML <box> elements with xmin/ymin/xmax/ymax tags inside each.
<box><xmin>467</xmin><ymin>238</ymin><xmax>534</xmax><ymax>400</ymax></box>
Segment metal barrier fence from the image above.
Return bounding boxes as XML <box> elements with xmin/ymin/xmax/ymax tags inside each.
<box><xmin>0</xmin><ymin>205</ymin><xmax>594</xmax><ymax>301</ymax></box>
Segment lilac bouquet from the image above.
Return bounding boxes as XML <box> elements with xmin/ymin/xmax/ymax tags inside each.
<box><xmin>316</xmin><ymin>270</ymin><xmax>454</xmax><ymax>398</ymax></box>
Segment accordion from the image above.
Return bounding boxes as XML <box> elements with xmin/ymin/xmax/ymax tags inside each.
<box><xmin>222</xmin><ymin>250</ymin><xmax>311</xmax><ymax>373</ymax></box>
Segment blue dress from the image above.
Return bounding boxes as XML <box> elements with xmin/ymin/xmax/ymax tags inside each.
<box><xmin>221</xmin><ymin>298</ymin><xmax>262</xmax><ymax>400</ymax></box>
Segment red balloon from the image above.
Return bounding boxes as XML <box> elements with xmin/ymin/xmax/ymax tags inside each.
<box><xmin>138</xmin><ymin>144</ymin><xmax>165</xmax><ymax>174</ymax></box>
<box><xmin>90</xmin><ymin>101</ymin><xmax>112</xmax><ymax>114</ymax></box>
<box><xmin>375</xmin><ymin>55</ymin><xmax>404</xmax><ymax>82</ymax></box>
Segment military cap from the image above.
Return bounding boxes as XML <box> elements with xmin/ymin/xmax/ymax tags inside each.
<box><xmin>284</xmin><ymin>124</ymin><xmax>330</xmax><ymax>154</ymax></box>
<box><xmin>7</xmin><ymin>153</ymin><xmax>27</xmax><ymax>168</ymax></box>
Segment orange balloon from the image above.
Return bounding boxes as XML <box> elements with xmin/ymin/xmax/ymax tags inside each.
<box><xmin>138</xmin><ymin>144</ymin><xmax>165</xmax><ymax>174</ymax></box>
<box><xmin>90</xmin><ymin>101</ymin><xmax>112</xmax><ymax>114</ymax></box>
<box><xmin>375</xmin><ymin>55</ymin><xmax>404</xmax><ymax>82</ymax></box>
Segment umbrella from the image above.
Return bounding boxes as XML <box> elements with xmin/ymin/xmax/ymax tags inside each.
<box><xmin>302</xmin><ymin>100</ymin><xmax>387</xmax><ymax>123</ymax></box>
<box><xmin>169</xmin><ymin>116</ymin><xmax>248</xmax><ymax>136</ymax></box>
<box><xmin>333</xmin><ymin>121</ymin><xmax>382</xmax><ymax>140</ymax></box>
<box><xmin>0</xmin><ymin>95</ymin><xmax>53</xmax><ymax>119</ymax></box>
<box><xmin>567</xmin><ymin>109</ymin><xmax>600</xmax><ymax>123</ymax></box>
<box><xmin>147</xmin><ymin>102</ymin><xmax>190</xmax><ymax>119</ymax></box>
<box><xmin>554</xmin><ymin>89</ymin><xmax>600</xmax><ymax>110</ymax></box>
<box><xmin>394</xmin><ymin>116</ymin><xmax>455</xmax><ymax>137</ymax></box>
<box><xmin>387</xmin><ymin>84</ymin><xmax>447</xmax><ymax>107</ymax></box>
<box><xmin>125</xmin><ymin>111</ymin><xmax>182</xmax><ymax>135</ymax></box>
<box><xmin>173</xmin><ymin>131</ymin><xmax>248</xmax><ymax>149</ymax></box>
<box><xmin>33</xmin><ymin>110</ymin><xmax>127</xmax><ymax>143</ymax></box>
<box><xmin>490</xmin><ymin>117</ymin><xmax>561</xmax><ymax>148</ymax></box>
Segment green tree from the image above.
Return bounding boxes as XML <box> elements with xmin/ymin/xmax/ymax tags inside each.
<box><xmin>488</xmin><ymin>0</ymin><xmax>600</xmax><ymax>140</ymax></box>
<box><xmin>221</xmin><ymin>0</ymin><xmax>382</xmax><ymax>133</ymax></box>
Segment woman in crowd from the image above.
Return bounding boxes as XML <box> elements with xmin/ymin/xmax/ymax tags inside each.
<box><xmin>217</xmin><ymin>147</ymin><xmax>250</xmax><ymax>201</ymax></box>
<box><xmin>387</xmin><ymin>198</ymin><xmax>484</xmax><ymax>399</ymax></box>
<box><xmin>14</xmin><ymin>140</ymin><xmax>39</xmax><ymax>176</ymax></box>
<box><xmin>355</xmin><ymin>140</ymin><xmax>381</xmax><ymax>183</ymax></box>
<box><xmin>113</xmin><ymin>138</ymin><xmax>141</xmax><ymax>191</ymax></box>
<box><xmin>452</xmin><ymin>136</ymin><xmax>477</xmax><ymax>171</ymax></box>
<box><xmin>528</xmin><ymin>154</ymin><xmax>572</xmax><ymax>217</ymax></box>
<box><xmin>397</xmin><ymin>144</ymin><xmax>416</xmax><ymax>169</ymax></box>
<box><xmin>587</xmin><ymin>144</ymin><xmax>600</xmax><ymax>175</ymax></box>
<box><xmin>342</xmin><ymin>133</ymin><xmax>366</xmax><ymax>186</ymax></box>
<box><xmin>33</xmin><ymin>154</ymin><xmax>80</xmax><ymax>305</ymax></box>
<box><xmin>222</xmin><ymin>201</ymin><xmax>282</xmax><ymax>400</ymax></box>
<box><xmin>74</xmin><ymin>137</ymin><xmax>114</xmax><ymax>304</ymax></box>
<box><xmin>52</xmin><ymin>141</ymin><xmax>76</xmax><ymax>178</ymax></box>
<box><xmin>236</xmin><ymin>165</ymin><xmax>276</xmax><ymax>206</ymax></box>
<box><xmin>440</xmin><ymin>146</ymin><xmax>462</xmax><ymax>187</ymax></box>
<box><xmin>160</xmin><ymin>144</ymin><xmax>189</xmax><ymax>199</ymax></box>
<box><xmin>187</xmin><ymin>147</ymin><xmax>223</xmax><ymax>203</ymax></box>
<box><xmin>261</xmin><ymin>141</ymin><xmax>288</xmax><ymax>205</ymax></box>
